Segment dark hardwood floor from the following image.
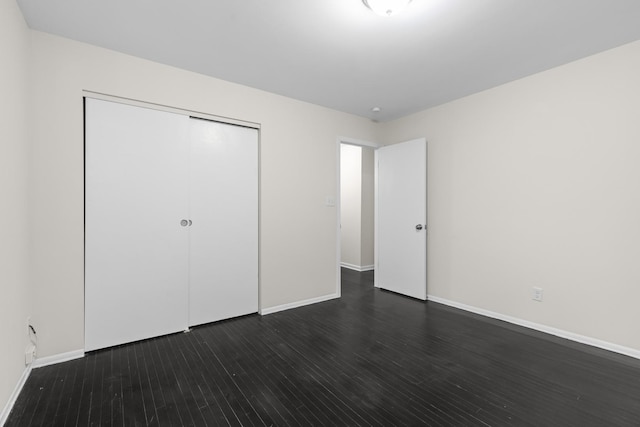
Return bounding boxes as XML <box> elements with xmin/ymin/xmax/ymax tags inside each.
<box><xmin>7</xmin><ymin>269</ymin><xmax>640</xmax><ymax>426</ymax></box>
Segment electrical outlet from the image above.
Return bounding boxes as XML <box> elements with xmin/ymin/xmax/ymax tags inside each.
<box><xmin>532</xmin><ymin>287</ymin><xmax>543</xmax><ymax>302</ymax></box>
<box><xmin>25</xmin><ymin>345</ymin><xmax>36</xmax><ymax>366</ymax></box>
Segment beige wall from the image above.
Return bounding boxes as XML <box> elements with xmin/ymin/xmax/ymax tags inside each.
<box><xmin>28</xmin><ymin>31</ymin><xmax>378</xmax><ymax>358</ymax></box>
<box><xmin>381</xmin><ymin>40</ymin><xmax>640</xmax><ymax>352</ymax></box>
<box><xmin>0</xmin><ymin>0</ymin><xmax>31</xmax><ymax>416</ymax></box>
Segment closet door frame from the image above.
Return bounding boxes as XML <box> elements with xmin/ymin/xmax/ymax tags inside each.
<box><xmin>84</xmin><ymin>92</ymin><xmax>261</xmax><ymax>351</ymax></box>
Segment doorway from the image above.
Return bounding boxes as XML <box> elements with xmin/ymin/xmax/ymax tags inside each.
<box><xmin>336</xmin><ymin>136</ymin><xmax>379</xmax><ymax>296</ymax></box>
<box><xmin>336</xmin><ymin>136</ymin><xmax>428</xmax><ymax>300</ymax></box>
<box><xmin>340</xmin><ymin>143</ymin><xmax>375</xmax><ymax>271</ymax></box>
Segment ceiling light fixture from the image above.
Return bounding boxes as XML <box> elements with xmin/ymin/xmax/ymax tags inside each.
<box><xmin>362</xmin><ymin>0</ymin><xmax>413</xmax><ymax>17</ymax></box>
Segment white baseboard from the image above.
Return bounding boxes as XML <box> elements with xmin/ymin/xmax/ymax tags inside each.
<box><xmin>0</xmin><ymin>365</ymin><xmax>32</xmax><ymax>426</ymax></box>
<box><xmin>428</xmin><ymin>295</ymin><xmax>640</xmax><ymax>360</ymax></box>
<box><xmin>32</xmin><ymin>349</ymin><xmax>84</xmax><ymax>369</ymax></box>
<box><xmin>261</xmin><ymin>293</ymin><xmax>339</xmax><ymax>315</ymax></box>
<box><xmin>340</xmin><ymin>262</ymin><xmax>374</xmax><ymax>272</ymax></box>
<box><xmin>0</xmin><ymin>349</ymin><xmax>85</xmax><ymax>424</ymax></box>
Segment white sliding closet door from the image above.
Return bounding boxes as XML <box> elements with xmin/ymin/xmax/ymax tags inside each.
<box><xmin>86</xmin><ymin>99</ymin><xmax>260</xmax><ymax>351</ymax></box>
<box><xmin>188</xmin><ymin>118</ymin><xmax>259</xmax><ymax>326</ymax></box>
<box><xmin>85</xmin><ymin>99</ymin><xmax>190</xmax><ymax>351</ymax></box>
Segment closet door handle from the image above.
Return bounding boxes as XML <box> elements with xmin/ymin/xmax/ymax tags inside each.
<box><xmin>188</xmin><ymin>220</ymin><xmax>193</xmax><ymax>226</ymax></box>
<box><xmin>180</xmin><ymin>219</ymin><xmax>189</xmax><ymax>227</ymax></box>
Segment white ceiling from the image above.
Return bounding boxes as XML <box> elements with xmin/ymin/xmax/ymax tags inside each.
<box><xmin>16</xmin><ymin>0</ymin><xmax>640</xmax><ymax>121</ymax></box>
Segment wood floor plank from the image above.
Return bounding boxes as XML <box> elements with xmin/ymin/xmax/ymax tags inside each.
<box><xmin>15</xmin><ymin>367</ymin><xmax>47</xmax><ymax>426</ymax></box>
<box><xmin>221</xmin><ymin>319</ymin><xmax>336</xmax><ymax>426</ymax></box>
<box><xmin>6</xmin><ymin>269</ymin><xmax>640</xmax><ymax>426</ymax></box>
<box><xmin>208</xmin><ymin>325</ymin><xmax>287</xmax><ymax>426</ymax></box>
<box><xmin>131</xmin><ymin>343</ymin><xmax>154</xmax><ymax>425</ymax></box>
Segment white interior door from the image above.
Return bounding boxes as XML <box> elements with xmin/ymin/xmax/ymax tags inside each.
<box><xmin>85</xmin><ymin>98</ymin><xmax>190</xmax><ymax>351</ymax></box>
<box><xmin>375</xmin><ymin>138</ymin><xmax>427</xmax><ymax>300</ymax></box>
<box><xmin>188</xmin><ymin>118</ymin><xmax>259</xmax><ymax>326</ymax></box>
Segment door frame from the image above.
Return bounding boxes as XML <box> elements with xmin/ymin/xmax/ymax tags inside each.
<box><xmin>335</xmin><ymin>136</ymin><xmax>381</xmax><ymax>296</ymax></box>
<box><xmin>336</xmin><ymin>136</ymin><xmax>428</xmax><ymax>298</ymax></box>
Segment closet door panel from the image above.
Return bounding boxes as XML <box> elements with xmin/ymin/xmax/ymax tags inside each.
<box><xmin>188</xmin><ymin>119</ymin><xmax>259</xmax><ymax>326</ymax></box>
<box><xmin>85</xmin><ymin>99</ymin><xmax>189</xmax><ymax>351</ymax></box>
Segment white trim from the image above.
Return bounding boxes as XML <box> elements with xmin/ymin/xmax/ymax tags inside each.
<box><xmin>335</xmin><ymin>138</ymin><xmax>342</xmax><ymax>299</ymax></box>
<box><xmin>0</xmin><ymin>366</ymin><xmax>32</xmax><ymax>426</ymax></box>
<box><xmin>338</xmin><ymin>136</ymin><xmax>381</xmax><ymax>149</ymax></box>
<box><xmin>340</xmin><ymin>262</ymin><xmax>374</xmax><ymax>272</ymax></box>
<box><xmin>83</xmin><ymin>91</ymin><xmax>260</xmax><ymax>130</ymax></box>
<box><xmin>261</xmin><ymin>293</ymin><xmax>339</xmax><ymax>316</ymax></box>
<box><xmin>428</xmin><ymin>295</ymin><xmax>640</xmax><ymax>360</ymax></box>
<box><xmin>373</xmin><ymin>148</ymin><xmax>379</xmax><ymax>288</ymax></box>
<box><xmin>32</xmin><ymin>349</ymin><xmax>84</xmax><ymax>369</ymax></box>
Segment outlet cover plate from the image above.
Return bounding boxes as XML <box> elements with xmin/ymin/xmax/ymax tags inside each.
<box><xmin>532</xmin><ymin>287</ymin><xmax>543</xmax><ymax>302</ymax></box>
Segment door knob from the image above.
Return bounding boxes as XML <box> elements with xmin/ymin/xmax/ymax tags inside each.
<box><xmin>415</xmin><ymin>224</ymin><xmax>423</xmax><ymax>231</ymax></box>
<box><xmin>188</xmin><ymin>220</ymin><xmax>192</xmax><ymax>226</ymax></box>
<box><xmin>180</xmin><ymin>219</ymin><xmax>188</xmax><ymax>227</ymax></box>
